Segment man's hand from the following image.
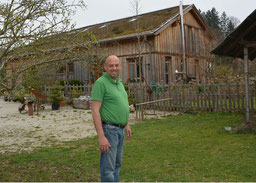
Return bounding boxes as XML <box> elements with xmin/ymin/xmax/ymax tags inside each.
<box><xmin>92</xmin><ymin>100</ymin><xmax>111</xmax><ymax>153</ymax></box>
<box><xmin>99</xmin><ymin>135</ymin><xmax>111</xmax><ymax>153</ymax></box>
<box><xmin>125</xmin><ymin>124</ymin><xmax>132</xmax><ymax>140</ymax></box>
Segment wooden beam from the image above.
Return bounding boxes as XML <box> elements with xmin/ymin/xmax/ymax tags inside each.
<box><xmin>244</xmin><ymin>47</ymin><xmax>250</xmax><ymax>124</ymax></box>
<box><xmin>245</xmin><ymin>41</ymin><xmax>256</xmax><ymax>48</ymax></box>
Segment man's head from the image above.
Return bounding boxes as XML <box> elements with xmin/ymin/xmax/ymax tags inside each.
<box><xmin>104</xmin><ymin>55</ymin><xmax>121</xmax><ymax>80</ymax></box>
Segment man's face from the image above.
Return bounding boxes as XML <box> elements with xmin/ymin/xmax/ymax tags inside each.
<box><xmin>104</xmin><ymin>56</ymin><xmax>121</xmax><ymax>79</ymax></box>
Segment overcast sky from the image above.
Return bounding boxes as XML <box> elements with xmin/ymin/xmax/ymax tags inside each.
<box><xmin>71</xmin><ymin>0</ymin><xmax>256</xmax><ymax>29</ymax></box>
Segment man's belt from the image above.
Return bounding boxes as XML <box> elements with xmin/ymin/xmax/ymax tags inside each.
<box><xmin>102</xmin><ymin>120</ymin><xmax>126</xmax><ymax>129</ymax></box>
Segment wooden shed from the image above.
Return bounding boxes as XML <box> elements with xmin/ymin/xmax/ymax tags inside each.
<box><xmin>211</xmin><ymin>9</ymin><xmax>256</xmax><ymax>124</ymax></box>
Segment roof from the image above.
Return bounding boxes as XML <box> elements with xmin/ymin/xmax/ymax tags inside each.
<box><xmin>13</xmin><ymin>4</ymin><xmax>211</xmax><ymax>56</ymax></box>
<box><xmin>211</xmin><ymin>9</ymin><xmax>256</xmax><ymax>60</ymax></box>
<box><xmin>69</xmin><ymin>5</ymin><xmax>190</xmax><ymax>40</ymax></box>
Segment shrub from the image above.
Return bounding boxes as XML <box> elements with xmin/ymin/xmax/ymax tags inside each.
<box><xmin>49</xmin><ymin>81</ymin><xmax>65</xmax><ymax>104</ymax></box>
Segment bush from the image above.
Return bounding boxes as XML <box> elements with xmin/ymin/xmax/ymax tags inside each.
<box><xmin>69</xmin><ymin>87</ymin><xmax>83</xmax><ymax>99</ymax></box>
<box><xmin>49</xmin><ymin>81</ymin><xmax>65</xmax><ymax>104</ymax></box>
<box><xmin>69</xmin><ymin>80</ymin><xmax>83</xmax><ymax>85</ymax></box>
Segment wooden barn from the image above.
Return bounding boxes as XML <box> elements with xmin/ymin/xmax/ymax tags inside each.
<box><xmin>6</xmin><ymin>4</ymin><xmax>216</xmax><ymax>86</ymax></box>
<box><xmin>61</xmin><ymin>4</ymin><xmax>216</xmax><ymax>84</ymax></box>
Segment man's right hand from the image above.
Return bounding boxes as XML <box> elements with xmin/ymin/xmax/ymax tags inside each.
<box><xmin>98</xmin><ymin>136</ymin><xmax>111</xmax><ymax>153</ymax></box>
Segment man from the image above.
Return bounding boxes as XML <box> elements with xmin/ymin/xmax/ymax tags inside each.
<box><xmin>91</xmin><ymin>55</ymin><xmax>132</xmax><ymax>182</ymax></box>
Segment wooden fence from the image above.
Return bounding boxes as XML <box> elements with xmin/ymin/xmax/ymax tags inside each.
<box><xmin>45</xmin><ymin>82</ymin><xmax>256</xmax><ymax>112</ymax></box>
<box><xmin>127</xmin><ymin>83</ymin><xmax>256</xmax><ymax>112</ymax></box>
<box><xmin>45</xmin><ymin>84</ymin><xmax>92</xmax><ymax>98</ymax></box>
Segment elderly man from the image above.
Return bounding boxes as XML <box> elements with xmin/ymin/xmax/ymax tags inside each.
<box><xmin>91</xmin><ymin>55</ymin><xmax>132</xmax><ymax>182</ymax></box>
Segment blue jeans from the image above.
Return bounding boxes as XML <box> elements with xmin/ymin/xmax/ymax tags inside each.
<box><xmin>100</xmin><ymin>124</ymin><xmax>125</xmax><ymax>182</ymax></box>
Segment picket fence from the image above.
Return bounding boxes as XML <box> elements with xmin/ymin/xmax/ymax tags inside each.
<box><xmin>45</xmin><ymin>82</ymin><xmax>256</xmax><ymax>113</ymax></box>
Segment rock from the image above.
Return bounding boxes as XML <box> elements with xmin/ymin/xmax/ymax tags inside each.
<box><xmin>0</xmin><ymin>115</ymin><xmax>8</xmax><ymax>118</ymax></box>
<box><xmin>73</xmin><ymin>97</ymin><xmax>91</xmax><ymax>109</ymax></box>
<box><xmin>129</xmin><ymin>105</ymin><xmax>135</xmax><ymax>112</ymax></box>
<box><xmin>224</xmin><ymin>126</ymin><xmax>232</xmax><ymax>131</ymax></box>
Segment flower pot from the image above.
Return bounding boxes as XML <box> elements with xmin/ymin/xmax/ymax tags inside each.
<box><xmin>60</xmin><ymin>100</ymin><xmax>66</xmax><ymax>107</ymax></box>
<box><xmin>52</xmin><ymin>103</ymin><xmax>60</xmax><ymax>110</ymax></box>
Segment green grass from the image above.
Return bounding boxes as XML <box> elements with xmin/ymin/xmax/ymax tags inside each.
<box><xmin>0</xmin><ymin>112</ymin><xmax>256</xmax><ymax>181</ymax></box>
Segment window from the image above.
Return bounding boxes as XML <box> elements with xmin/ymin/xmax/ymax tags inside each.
<box><xmin>57</xmin><ymin>65</ymin><xmax>66</xmax><ymax>73</ymax></box>
<box><xmin>184</xmin><ymin>26</ymin><xmax>200</xmax><ymax>54</ymax></box>
<box><xmin>127</xmin><ymin>57</ymin><xmax>143</xmax><ymax>82</ymax></box>
<box><xmin>57</xmin><ymin>62</ymin><xmax>74</xmax><ymax>74</ymax></box>
<box><xmin>99</xmin><ymin>23</ymin><xmax>110</xmax><ymax>29</ymax></box>
<box><xmin>194</xmin><ymin>29</ymin><xmax>199</xmax><ymax>54</ymax></box>
<box><xmin>165</xmin><ymin>59</ymin><xmax>170</xmax><ymax>84</ymax></box>
<box><xmin>68</xmin><ymin>63</ymin><xmax>74</xmax><ymax>73</ymax></box>
<box><xmin>129</xmin><ymin>17</ymin><xmax>137</xmax><ymax>22</ymax></box>
<box><xmin>188</xmin><ymin>59</ymin><xmax>199</xmax><ymax>80</ymax></box>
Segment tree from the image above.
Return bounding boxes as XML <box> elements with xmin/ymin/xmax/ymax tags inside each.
<box><xmin>229</xmin><ymin>16</ymin><xmax>240</xmax><ymax>28</ymax></box>
<box><xmin>226</xmin><ymin>20</ymin><xmax>235</xmax><ymax>35</ymax></box>
<box><xmin>220</xmin><ymin>11</ymin><xmax>229</xmax><ymax>37</ymax></box>
<box><xmin>200</xmin><ymin>7</ymin><xmax>240</xmax><ymax>42</ymax></box>
<box><xmin>0</xmin><ymin>0</ymin><xmax>86</xmax><ymax>93</ymax></box>
<box><xmin>202</xmin><ymin>8</ymin><xmax>220</xmax><ymax>29</ymax></box>
<box><xmin>130</xmin><ymin>0</ymin><xmax>144</xmax><ymax>83</ymax></box>
<box><xmin>199</xmin><ymin>7</ymin><xmax>244</xmax><ymax>82</ymax></box>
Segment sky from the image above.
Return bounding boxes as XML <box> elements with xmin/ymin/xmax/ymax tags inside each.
<box><xmin>71</xmin><ymin>0</ymin><xmax>256</xmax><ymax>29</ymax></box>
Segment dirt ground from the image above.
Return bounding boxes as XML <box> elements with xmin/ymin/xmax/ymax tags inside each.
<box><xmin>0</xmin><ymin>99</ymin><xmax>177</xmax><ymax>154</ymax></box>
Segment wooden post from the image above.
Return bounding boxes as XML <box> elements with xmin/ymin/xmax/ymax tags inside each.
<box><xmin>244</xmin><ymin>47</ymin><xmax>250</xmax><ymax>124</ymax></box>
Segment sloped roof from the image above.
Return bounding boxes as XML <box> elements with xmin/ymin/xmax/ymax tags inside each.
<box><xmin>14</xmin><ymin>4</ymin><xmax>210</xmax><ymax>55</ymax></box>
<box><xmin>211</xmin><ymin>9</ymin><xmax>256</xmax><ymax>60</ymax></box>
<box><xmin>67</xmin><ymin>5</ymin><xmax>191</xmax><ymax>41</ymax></box>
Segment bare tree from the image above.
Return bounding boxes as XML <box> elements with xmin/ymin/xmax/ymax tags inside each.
<box><xmin>0</xmin><ymin>0</ymin><xmax>86</xmax><ymax>92</ymax></box>
<box><xmin>130</xmin><ymin>0</ymin><xmax>145</xmax><ymax>83</ymax></box>
<box><xmin>229</xmin><ymin>16</ymin><xmax>240</xmax><ymax>28</ymax></box>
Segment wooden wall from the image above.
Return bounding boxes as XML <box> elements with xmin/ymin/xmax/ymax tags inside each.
<box><xmin>151</xmin><ymin>11</ymin><xmax>214</xmax><ymax>83</ymax></box>
<box><xmin>99</xmin><ymin>39</ymin><xmax>152</xmax><ymax>83</ymax></box>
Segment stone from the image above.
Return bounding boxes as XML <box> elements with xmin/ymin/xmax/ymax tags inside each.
<box><xmin>72</xmin><ymin>96</ymin><xmax>91</xmax><ymax>109</ymax></box>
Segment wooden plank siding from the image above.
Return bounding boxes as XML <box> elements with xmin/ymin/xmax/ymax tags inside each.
<box><xmin>97</xmin><ymin>24</ymin><xmax>213</xmax><ymax>85</ymax></box>
<box><xmin>150</xmin><ymin>11</ymin><xmax>213</xmax><ymax>84</ymax></box>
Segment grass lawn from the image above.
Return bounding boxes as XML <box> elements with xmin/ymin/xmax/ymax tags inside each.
<box><xmin>0</xmin><ymin>112</ymin><xmax>256</xmax><ymax>182</ymax></box>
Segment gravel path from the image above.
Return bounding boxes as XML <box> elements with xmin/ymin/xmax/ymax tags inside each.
<box><xmin>0</xmin><ymin>99</ymin><xmax>176</xmax><ymax>154</ymax></box>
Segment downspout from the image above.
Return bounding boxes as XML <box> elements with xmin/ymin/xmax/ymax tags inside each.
<box><xmin>179</xmin><ymin>0</ymin><xmax>187</xmax><ymax>82</ymax></box>
<box><xmin>144</xmin><ymin>35</ymin><xmax>153</xmax><ymax>84</ymax></box>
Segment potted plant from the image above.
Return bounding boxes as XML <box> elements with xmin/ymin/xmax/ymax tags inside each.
<box><xmin>14</xmin><ymin>86</ymin><xmax>27</xmax><ymax>103</ymax></box>
<box><xmin>70</xmin><ymin>86</ymin><xmax>83</xmax><ymax>108</ymax></box>
<box><xmin>49</xmin><ymin>81</ymin><xmax>65</xmax><ymax>110</ymax></box>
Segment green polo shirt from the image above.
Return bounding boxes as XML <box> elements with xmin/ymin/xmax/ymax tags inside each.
<box><xmin>91</xmin><ymin>72</ymin><xmax>129</xmax><ymax>125</ymax></box>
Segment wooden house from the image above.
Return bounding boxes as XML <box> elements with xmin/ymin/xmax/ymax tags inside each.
<box><xmin>64</xmin><ymin>4</ymin><xmax>215</xmax><ymax>84</ymax></box>
<box><xmin>6</xmin><ymin>4</ymin><xmax>216</xmax><ymax>86</ymax></box>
